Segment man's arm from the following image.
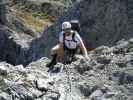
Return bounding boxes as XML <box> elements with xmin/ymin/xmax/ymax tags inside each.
<box><xmin>59</xmin><ymin>42</ymin><xmax>64</xmax><ymax>56</ymax></box>
<box><xmin>79</xmin><ymin>41</ymin><xmax>88</xmax><ymax>58</ymax></box>
<box><xmin>76</xmin><ymin>33</ymin><xmax>88</xmax><ymax>57</ymax></box>
<box><xmin>59</xmin><ymin>42</ymin><xmax>64</xmax><ymax>49</ymax></box>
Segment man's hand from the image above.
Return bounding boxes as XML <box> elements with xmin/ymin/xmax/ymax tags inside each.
<box><xmin>84</xmin><ymin>55</ymin><xmax>90</xmax><ymax>62</ymax></box>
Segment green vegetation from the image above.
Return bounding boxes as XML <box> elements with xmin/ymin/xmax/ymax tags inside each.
<box><xmin>32</xmin><ymin>11</ymin><xmax>49</xmax><ymax>20</ymax></box>
<box><xmin>15</xmin><ymin>9</ymin><xmax>52</xmax><ymax>32</ymax></box>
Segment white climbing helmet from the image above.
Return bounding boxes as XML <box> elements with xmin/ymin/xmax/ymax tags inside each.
<box><xmin>62</xmin><ymin>21</ymin><xmax>71</xmax><ymax>30</ymax></box>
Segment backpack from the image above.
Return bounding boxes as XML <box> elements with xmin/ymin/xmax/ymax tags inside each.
<box><xmin>70</xmin><ymin>20</ymin><xmax>86</xmax><ymax>50</ymax></box>
<box><xmin>70</xmin><ymin>20</ymin><xmax>81</xmax><ymax>33</ymax></box>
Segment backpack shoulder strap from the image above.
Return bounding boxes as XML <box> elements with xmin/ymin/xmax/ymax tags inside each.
<box><xmin>72</xmin><ymin>32</ymin><xmax>77</xmax><ymax>43</ymax></box>
<box><xmin>63</xmin><ymin>31</ymin><xmax>77</xmax><ymax>49</ymax></box>
<box><xmin>63</xmin><ymin>32</ymin><xmax>65</xmax><ymax>49</ymax></box>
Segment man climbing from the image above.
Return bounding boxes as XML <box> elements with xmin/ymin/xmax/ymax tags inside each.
<box><xmin>47</xmin><ymin>21</ymin><xmax>88</xmax><ymax>69</ymax></box>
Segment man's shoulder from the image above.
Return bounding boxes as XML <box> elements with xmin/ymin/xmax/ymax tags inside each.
<box><xmin>59</xmin><ymin>31</ymin><xmax>64</xmax><ymax>36</ymax></box>
<box><xmin>60</xmin><ymin>31</ymin><xmax>64</xmax><ymax>34</ymax></box>
<box><xmin>74</xmin><ymin>31</ymin><xmax>81</xmax><ymax>38</ymax></box>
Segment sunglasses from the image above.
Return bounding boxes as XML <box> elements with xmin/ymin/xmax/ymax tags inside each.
<box><xmin>63</xmin><ymin>28</ymin><xmax>71</xmax><ymax>31</ymax></box>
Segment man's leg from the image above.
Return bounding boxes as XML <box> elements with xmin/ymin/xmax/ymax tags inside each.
<box><xmin>46</xmin><ymin>44</ymin><xmax>62</xmax><ymax>68</ymax></box>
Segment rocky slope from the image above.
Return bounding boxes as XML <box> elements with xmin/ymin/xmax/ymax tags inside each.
<box><xmin>0</xmin><ymin>38</ymin><xmax>133</xmax><ymax>100</ymax></box>
<box><xmin>0</xmin><ymin>1</ymin><xmax>133</xmax><ymax>99</ymax></box>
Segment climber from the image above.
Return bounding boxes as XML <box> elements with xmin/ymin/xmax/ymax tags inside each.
<box><xmin>46</xmin><ymin>21</ymin><xmax>88</xmax><ymax>69</ymax></box>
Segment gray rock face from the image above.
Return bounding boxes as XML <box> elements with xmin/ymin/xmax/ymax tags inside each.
<box><xmin>0</xmin><ymin>0</ymin><xmax>8</xmax><ymax>25</ymax></box>
<box><xmin>0</xmin><ymin>25</ymin><xmax>20</xmax><ymax>65</ymax></box>
<box><xmin>32</xmin><ymin>0</ymin><xmax>133</xmax><ymax>57</ymax></box>
<box><xmin>0</xmin><ymin>24</ymin><xmax>33</xmax><ymax>65</ymax></box>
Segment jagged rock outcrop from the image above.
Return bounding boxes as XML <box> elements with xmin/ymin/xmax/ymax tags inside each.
<box><xmin>0</xmin><ymin>0</ymin><xmax>38</xmax><ymax>65</ymax></box>
<box><xmin>11</xmin><ymin>0</ymin><xmax>78</xmax><ymax>18</ymax></box>
<box><xmin>0</xmin><ymin>25</ymin><xmax>31</xmax><ymax>65</ymax></box>
<box><xmin>0</xmin><ymin>38</ymin><xmax>133</xmax><ymax>100</ymax></box>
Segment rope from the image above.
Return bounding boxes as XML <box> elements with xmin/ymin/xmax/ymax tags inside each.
<box><xmin>64</xmin><ymin>64</ymin><xmax>72</xmax><ymax>100</ymax></box>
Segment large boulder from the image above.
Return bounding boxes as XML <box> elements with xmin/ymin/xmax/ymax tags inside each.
<box><xmin>0</xmin><ymin>24</ymin><xmax>32</xmax><ymax>65</ymax></box>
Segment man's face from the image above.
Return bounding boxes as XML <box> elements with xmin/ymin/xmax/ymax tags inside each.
<box><xmin>63</xmin><ymin>28</ymin><xmax>71</xmax><ymax>35</ymax></box>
